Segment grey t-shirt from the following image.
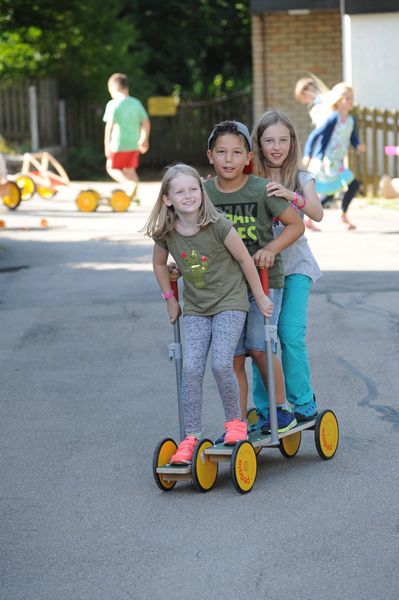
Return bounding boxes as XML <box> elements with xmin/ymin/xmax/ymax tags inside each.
<box><xmin>156</xmin><ymin>216</ymin><xmax>250</xmax><ymax>316</ymax></box>
<box><xmin>272</xmin><ymin>170</ymin><xmax>322</xmax><ymax>282</ymax></box>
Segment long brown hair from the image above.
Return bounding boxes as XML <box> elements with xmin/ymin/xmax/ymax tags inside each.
<box><xmin>142</xmin><ymin>163</ymin><xmax>220</xmax><ymax>241</ymax></box>
<box><xmin>252</xmin><ymin>110</ymin><xmax>305</xmax><ymax>192</ymax></box>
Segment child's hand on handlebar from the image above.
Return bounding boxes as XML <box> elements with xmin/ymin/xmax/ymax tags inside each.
<box><xmin>167</xmin><ymin>297</ymin><xmax>181</xmax><ymax>324</ymax></box>
<box><xmin>167</xmin><ymin>261</ymin><xmax>181</xmax><ymax>281</ymax></box>
<box><xmin>256</xmin><ymin>293</ymin><xmax>273</xmax><ymax>318</ymax></box>
<box><xmin>253</xmin><ymin>248</ymin><xmax>275</xmax><ymax>269</ymax></box>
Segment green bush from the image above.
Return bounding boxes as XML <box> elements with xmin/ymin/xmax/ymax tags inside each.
<box><xmin>63</xmin><ymin>145</ymin><xmax>106</xmax><ymax>180</ymax></box>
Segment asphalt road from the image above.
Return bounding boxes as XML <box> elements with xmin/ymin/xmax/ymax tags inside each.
<box><xmin>1</xmin><ymin>183</ymin><xmax>399</xmax><ymax>600</ymax></box>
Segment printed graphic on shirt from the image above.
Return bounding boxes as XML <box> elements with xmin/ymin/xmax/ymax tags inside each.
<box><xmin>217</xmin><ymin>203</ymin><xmax>258</xmax><ymax>248</ymax></box>
<box><xmin>181</xmin><ymin>249</ymin><xmax>208</xmax><ymax>288</ymax></box>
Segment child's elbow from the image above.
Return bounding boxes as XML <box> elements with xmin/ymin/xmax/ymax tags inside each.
<box><xmin>312</xmin><ymin>210</ymin><xmax>324</xmax><ymax>223</ymax></box>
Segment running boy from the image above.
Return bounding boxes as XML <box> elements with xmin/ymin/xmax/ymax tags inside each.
<box><xmin>204</xmin><ymin>120</ymin><xmax>305</xmax><ymax>433</ymax></box>
<box><xmin>103</xmin><ymin>73</ymin><xmax>151</xmax><ymax>199</ymax></box>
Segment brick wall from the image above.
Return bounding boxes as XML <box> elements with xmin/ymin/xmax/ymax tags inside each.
<box><xmin>251</xmin><ymin>10</ymin><xmax>343</xmax><ymax>149</ymax></box>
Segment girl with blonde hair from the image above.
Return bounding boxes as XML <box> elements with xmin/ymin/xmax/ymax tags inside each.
<box><xmin>143</xmin><ymin>163</ymin><xmax>273</xmax><ymax>464</ymax></box>
<box><xmin>251</xmin><ymin>110</ymin><xmax>323</xmax><ymax>424</ymax></box>
<box><xmin>303</xmin><ymin>83</ymin><xmax>366</xmax><ymax>230</ymax></box>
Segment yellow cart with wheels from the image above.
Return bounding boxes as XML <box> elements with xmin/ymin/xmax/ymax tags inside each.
<box><xmin>75</xmin><ymin>187</ymin><xmax>138</xmax><ymax>213</ymax></box>
<box><xmin>1</xmin><ymin>151</ymin><xmax>69</xmax><ymax>208</ymax></box>
<box><xmin>1</xmin><ymin>151</ymin><xmax>139</xmax><ymax>213</ymax></box>
<box><xmin>153</xmin><ymin>271</ymin><xmax>339</xmax><ymax>495</ymax></box>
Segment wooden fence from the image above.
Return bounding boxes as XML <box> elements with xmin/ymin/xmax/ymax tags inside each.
<box><xmin>0</xmin><ymin>79</ymin><xmax>59</xmax><ymax>149</ymax></box>
<box><xmin>141</xmin><ymin>90</ymin><xmax>253</xmax><ymax>167</ymax></box>
<box><xmin>1</xmin><ymin>79</ymin><xmax>399</xmax><ymax>194</ymax></box>
<box><xmin>350</xmin><ymin>106</ymin><xmax>399</xmax><ymax>196</ymax></box>
<box><xmin>63</xmin><ymin>89</ymin><xmax>253</xmax><ymax>168</ymax></box>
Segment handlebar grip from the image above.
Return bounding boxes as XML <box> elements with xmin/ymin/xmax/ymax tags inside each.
<box><xmin>171</xmin><ymin>279</ymin><xmax>179</xmax><ymax>301</ymax></box>
<box><xmin>259</xmin><ymin>268</ymin><xmax>269</xmax><ymax>295</ymax></box>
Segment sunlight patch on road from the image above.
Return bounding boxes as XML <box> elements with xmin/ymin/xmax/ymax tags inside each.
<box><xmin>67</xmin><ymin>261</ymin><xmax>153</xmax><ymax>271</ymax></box>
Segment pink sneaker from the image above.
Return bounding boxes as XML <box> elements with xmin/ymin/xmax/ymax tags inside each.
<box><xmin>170</xmin><ymin>436</ymin><xmax>199</xmax><ymax>464</ymax></box>
<box><xmin>224</xmin><ymin>419</ymin><xmax>248</xmax><ymax>445</ymax></box>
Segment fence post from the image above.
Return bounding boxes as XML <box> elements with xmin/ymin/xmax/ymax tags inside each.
<box><xmin>59</xmin><ymin>100</ymin><xmax>67</xmax><ymax>147</ymax></box>
<box><xmin>29</xmin><ymin>85</ymin><xmax>39</xmax><ymax>151</ymax></box>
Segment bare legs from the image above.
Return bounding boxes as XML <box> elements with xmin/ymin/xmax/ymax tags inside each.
<box><xmin>234</xmin><ymin>350</ymin><xmax>285</xmax><ymax>419</ymax></box>
<box><xmin>105</xmin><ymin>161</ymin><xmax>138</xmax><ymax>197</ymax></box>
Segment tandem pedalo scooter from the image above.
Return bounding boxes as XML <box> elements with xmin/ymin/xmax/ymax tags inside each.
<box><xmin>152</xmin><ymin>270</ymin><xmax>339</xmax><ymax>495</ymax></box>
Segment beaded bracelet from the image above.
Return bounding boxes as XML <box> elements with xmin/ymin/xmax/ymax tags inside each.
<box><xmin>161</xmin><ymin>290</ymin><xmax>175</xmax><ymax>300</ymax></box>
<box><xmin>292</xmin><ymin>192</ymin><xmax>307</xmax><ymax>210</ymax></box>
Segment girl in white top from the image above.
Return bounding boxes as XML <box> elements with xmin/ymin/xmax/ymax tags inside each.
<box><xmin>251</xmin><ymin>110</ymin><xmax>323</xmax><ymax>423</ymax></box>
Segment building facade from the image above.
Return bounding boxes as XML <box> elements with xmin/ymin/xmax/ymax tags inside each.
<box><xmin>250</xmin><ymin>1</ymin><xmax>399</xmax><ymax>147</ymax></box>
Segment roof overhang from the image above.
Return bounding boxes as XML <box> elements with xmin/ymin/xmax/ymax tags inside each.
<box><xmin>250</xmin><ymin>1</ymin><xmax>399</xmax><ymax>14</ymax></box>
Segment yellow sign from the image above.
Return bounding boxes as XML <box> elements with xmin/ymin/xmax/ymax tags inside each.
<box><xmin>148</xmin><ymin>96</ymin><xmax>178</xmax><ymax>117</ymax></box>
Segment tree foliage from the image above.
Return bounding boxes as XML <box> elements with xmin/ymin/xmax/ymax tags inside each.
<box><xmin>0</xmin><ymin>0</ymin><xmax>251</xmax><ymax>101</ymax></box>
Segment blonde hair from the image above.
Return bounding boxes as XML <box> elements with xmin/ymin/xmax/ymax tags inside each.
<box><xmin>142</xmin><ymin>163</ymin><xmax>220</xmax><ymax>241</ymax></box>
<box><xmin>294</xmin><ymin>73</ymin><xmax>330</xmax><ymax>101</ymax></box>
<box><xmin>252</xmin><ymin>110</ymin><xmax>304</xmax><ymax>192</ymax></box>
<box><xmin>328</xmin><ymin>82</ymin><xmax>353</xmax><ymax>110</ymax></box>
<box><xmin>294</xmin><ymin>77</ymin><xmax>318</xmax><ymax>101</ymax></box>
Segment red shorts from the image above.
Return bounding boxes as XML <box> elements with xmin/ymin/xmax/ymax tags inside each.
<box><xmin>110</xmin><ymin>151</ymin><xmax>140</xmax><ymax>170</ymax></box>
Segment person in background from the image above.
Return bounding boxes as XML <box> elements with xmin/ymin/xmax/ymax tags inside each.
<box><xmin>303</xmin><ymin>82</ymin><xmax>366</xmax><ymax>231</ymax></box>
<box><xmin>295</xmin><ymin>73</ymin><xmax>330</xmax><ymax>231</ymax></box>
<box><xmin>103</xmin><ymin>73</ymin><xmax>150</xmax><ymax>201</ymax></box>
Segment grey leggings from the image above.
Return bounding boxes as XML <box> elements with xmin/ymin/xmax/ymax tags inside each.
<box><xmin>182</xmin><ymin>310</ymin><xmax>246</xmax><ymax>436</ymax></box>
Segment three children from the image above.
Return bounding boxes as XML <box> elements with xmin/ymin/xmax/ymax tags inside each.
<box><xmin>146</xmin><ymin>115</ymin><xmax>328</xmax><ymax>460</ymax></box>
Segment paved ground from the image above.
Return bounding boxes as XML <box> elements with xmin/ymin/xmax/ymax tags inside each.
<box><xmin>1</xmin><ymin>183</ymin><xmax>399</xmax><ymax>600</ymax></box>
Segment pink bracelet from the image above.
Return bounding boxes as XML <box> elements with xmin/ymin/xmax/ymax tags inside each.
<box><xmin>292</xmin><ymin>192</ymin><xmax>307</xmax><ymax>210</ymax></box>
<box><xmin>161</xmin><ymin>290</ymin><xmax>175</xmax><ymax>301</ymax></box>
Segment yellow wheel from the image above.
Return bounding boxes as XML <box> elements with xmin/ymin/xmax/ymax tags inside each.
<box><xmin>315</xmin><ymin>410</ymin><xmax>339</xmax><ymax>460</ymax></box>
<box><xmin>191</xmin><ymin>438</ymin><xmax>218</xmax><ymax>493</ymax></box>
<box><xmin>152</xmin><ymin>438</ymin><xmax>178</xmax><ymax>491</ymax></box>
<box><xmin>75</xmin><ymin>190</ymin><xmax>99</xmax><ymax>212</ymax></box>
<box><xmin>1</xmin><ymin>182</ymin><xmax>21</xmax><ymax>210</ymax></box>
<box><xmin>16</xmin><ymin>175</ymin><xmax>35</xmax><ymax>200</ymax></box>
<box><xmin>37</xmin><ymin>185</ymin><xmax>57</xmax><ymax>199</ymax></box>
<box><xmin>109</xmin><ymin>190</ymin><xmax>131</xmax><ymax>212</ymax></box>
<box><xmin>230</xmin><ymin>440</ymin><xmax>257</xmax><ymax>494</ymax></box>
<box><xmin>279</xmin><ymin>430</ymin><xmax>302</xmax><ymax>458</ymax></box>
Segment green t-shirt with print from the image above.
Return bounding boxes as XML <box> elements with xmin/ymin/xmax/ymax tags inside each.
<box><xmin>156</xmin><ymin>216</ymin><xmax>250</xmax><ymax>316</ymax></box>
<box><xmin>204</xmin><ymin>175</ymin><xmax>287</xmax><ymax>288</ymax></box>
<box><xmin>103</xmin><ymin>96</ymin><xmax>148</xmax><ymax>152</ymax></box>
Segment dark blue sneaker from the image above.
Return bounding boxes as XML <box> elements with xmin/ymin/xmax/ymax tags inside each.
<box><xmin>249</xmin><ymin>412</ymin><xmax>269</xmax><ymax>433</ymax></box>
<box><xmin>261</xmin><ymin>407</ymin><xmax>297</xmax><ymax>434</ymax></box>
<box><xmin>294</xmin><ymin>397</ymin><xmax>318</xmax><ymax>422</ymax></box>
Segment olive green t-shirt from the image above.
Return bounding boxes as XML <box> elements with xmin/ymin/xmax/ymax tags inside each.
<box><xmin>156</xmin><ymin>216</ymin><xmax>250</xmax><ymax>316</ymax></box>
<box><xmin>204</xmin><ymin>175</ymin><xmax>287</xmax><ymax>288</ymax></box>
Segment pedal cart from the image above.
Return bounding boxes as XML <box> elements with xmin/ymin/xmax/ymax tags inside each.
<box><xmin>0</xmin><ymin>151</ymin><xmax>139</xmax><ymax>213</ymax></box>
<box><xmin>153</xmin><ymin>270</ymin><xmax>339</xmax><ymax>494</ymax></box>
